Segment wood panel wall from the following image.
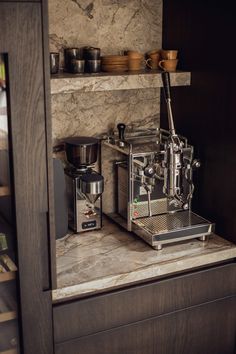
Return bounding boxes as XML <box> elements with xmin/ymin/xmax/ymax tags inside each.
<box><xmin>162</xmin><ymin>0</ymin><xmax>236</xmax><ymax>244</ymax></box>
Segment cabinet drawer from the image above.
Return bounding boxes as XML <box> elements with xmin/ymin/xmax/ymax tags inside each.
<box><xmin>55</xmin><ymin>296</ymin><xmax>236</xmax><ymax>354</ymax></box>
<box><xmin>53</xmin><ymin>263</ymin><xmax>236</xmax><ymax>343</ymax></box>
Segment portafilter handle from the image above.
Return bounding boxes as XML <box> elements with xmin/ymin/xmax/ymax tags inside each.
<box><xmin>117</xmin><ymin>123</ymin><xmax>126</xmax><ymax>139</ymax></box>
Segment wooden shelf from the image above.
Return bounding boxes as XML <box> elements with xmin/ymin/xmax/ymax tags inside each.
<box><xmin>0</xmin><ymin>128</ymin><xmax>8</xmax><ymax>151</ymax></box>
<box><xmin>0</xmin><ymin>255</ymin><xmax>17</xmax><ymax>283</ymax></box>
<box><xmin>0</xmin><ymin>186</ymin><xmax>10</xmax><ymax>197</ymax></box>
<box><xmin>0</xmin><ymin>272</ymin><xmax>15</xmax><ymax>283</ymax></box>
<box><xmin>51</xmin><ymin>70</ymin><xmax>191</xmax><ymax>95</ymax></box>
<box><xmin>0</xmin><ymin>311</ymin><xmax>17</xmax><ymax>323</ymax></box>
<box><xmin>0</xmin><ymin>350</ymin><xmax>18</xmax><ymax>354</ymax></box>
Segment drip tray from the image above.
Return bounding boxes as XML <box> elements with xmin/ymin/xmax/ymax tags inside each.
<box><xmin>132</xmin><ymin>210</ymin><xmax>215</xmax><ymax>249</ymax></box>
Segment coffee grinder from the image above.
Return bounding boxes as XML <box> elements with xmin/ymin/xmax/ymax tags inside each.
<box><xmin>63</xmin><ymin>137</ymin><xmax>104</xmax><ymax>233</ymax></box>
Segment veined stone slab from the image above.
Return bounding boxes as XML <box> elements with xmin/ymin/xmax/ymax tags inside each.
<box><xmin>51</xmin><ymin>71</ymin><xmax>191</xmax><ymax>95</ymax></box>
<box><xmin>53</xmin><ymin>216</ymin><xmax>236</xmax><ymax>301</ymax></box>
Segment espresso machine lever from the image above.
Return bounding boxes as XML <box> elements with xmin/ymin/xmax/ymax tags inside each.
<box><xmin>161</xmin><ymin>71</ymin><xmax>192</xmax><ymax>209</ymax></box>
<box><xmin>162</xmin><ymin>71</ymin><xmax>176</xmax><ymax>137</ymax></box>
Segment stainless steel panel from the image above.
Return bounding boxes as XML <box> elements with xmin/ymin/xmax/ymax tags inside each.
<box><xmin>133</xmin><ymin>211</ymin><xmax>209</xmax><ymax>235</ymax></box>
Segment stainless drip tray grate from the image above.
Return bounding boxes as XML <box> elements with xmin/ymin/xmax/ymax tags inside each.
<box><xmin>133</xmin><ymin>211</ymin><xmax>208</xmax><ymax>234</ymax></box>
<box><xmin>132</xmin><ymin>210</ymin><xmax>214</xmax><ymax>244</ymax></box>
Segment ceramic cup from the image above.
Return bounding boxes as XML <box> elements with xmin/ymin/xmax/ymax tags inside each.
<box><xmin>128</xmin><ymin>58</ymin><xmax>143</xmax><ymax>71</ymax></box>
<box><xmin>159</xmin><ymin>59</ymin><xmax>178</xmax><ymax>72</ymax></box>
<box><xmin>83</xmin><ymin>47</ymin><xmax>101</xmax><ymax>60</ymax></box>
<box><xmin>70</xmin><ymin>59</ymin><xmax>85</xmax><ymax>74</ymax></box>
<box><xmin>50</xmin><ymin>52</ymin><xmax>59</xmax><ymax>74</ymax></box>
<box><xmin>87</xmin><ymin>59</ymin><xmax>101</xmax><ymax>73</ymax></box>
<box><xmin>145</xmin><ymin>50</ymin><xmax>160</xmax><ymax>70</ymax></box>
<box><xmin>127</xmin><ymin>51</ymin><xmax>144</xmax><ymax>71</ymax></box>
<box><xmin>146</xmin><ymin>55</ymin><xmax>160</xmax><ymax>70</ymax></box>
<box><xmin>160</xmin><ymin>50</ymin><xmax>178</xmax><ymax>60</ymax></box>
<box><xmin>127</xmin><ymin>50</ymin><xmax>143</xmax><ymax>59</ymax></box>
<box><xmin>146</xmin><ymin>49</ymin><xmax>160</xmax><ymax>56</ymax></box>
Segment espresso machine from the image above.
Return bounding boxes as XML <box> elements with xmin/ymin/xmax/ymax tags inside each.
<box><xmin>62</xmin><ymin>137</ymin><xmax>104</xmax><ymax>233</ymax></box>
<box><xmin>101</xmin><ymin>72</ymin><xmax>214</xmax><ymax>250</ymax></box>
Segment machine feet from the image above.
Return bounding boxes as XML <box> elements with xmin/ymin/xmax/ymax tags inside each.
<box><xmin>154</xmin><ymin>244</ymin><xmax>163</xmax><ymax>251</ymax></box>
<box><xmin>199</xmin><ymin>235</ymin><xmax>207</xmax><ymax>242</ymax></box>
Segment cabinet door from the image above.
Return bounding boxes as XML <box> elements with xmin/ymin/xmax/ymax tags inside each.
<box><xmin>0</xmin><ymin>55</ymin><xmax>19</xmax><ymax>354</ymax></box>
<box><xmin>55</xmin><ymin>296</ymin><xmax>236</xmax><ymax>354</ymax></box>
<box><xmin>0</xmin><ymin>3</ymin><xmax>54</xmax><ymax>354</ymax></box>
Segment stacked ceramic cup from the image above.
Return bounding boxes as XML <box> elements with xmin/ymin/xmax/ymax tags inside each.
<box><xmin>64</xmin><ymin>48</ymin><xmax>85</xmax><ymax>74</ymax></box>
<box><xmin>83</xmin><ymin>47</ymin><xmax>101</xmax><ymax>73</ymax></box>
<box><xmin>159</xmin><ymin>50</ymin><xmax>178</xmax><ymax>71</ymax></box>
<box><xmin>127</xmin><ymin>50</ymin><xmax>144</xmax><ymax>71</ymax></box>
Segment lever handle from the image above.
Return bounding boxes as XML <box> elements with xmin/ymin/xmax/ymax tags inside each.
<box><xmin>161</xmin><ymin>71</ymin><xmax>171</xmax><ymax>101</ymax></box>
<box><xmin>117</xmin><ymin>123</ymin><xmax>126</xmax><ymax>141</ymax></box>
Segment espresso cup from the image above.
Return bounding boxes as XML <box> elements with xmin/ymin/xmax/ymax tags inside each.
<box><xmin>159</xmin><ymin>59</ymin><xmax>178</xmax><ymax>72</ymax></box>
<box><xmin>70</xmin><ymin>59</ymin><xmax>85</xmax><ymax>74</ymax></box>
<box><xmin>50</xmin><ymin>52</ymin><xmax>59</xmax><ymax>74</ymax></box>
<box><xmin>128</xmin><ymin>58</ymin><xmax>143</xmax><ymax>71</ymax></box>
<box><xmin>87</xmin><ymin>59</ymin><xmax>101</xmax><ymax>73</ymax></box>
<box><xmin>146</xmin><ymin>49</ymin><xmax>160</xmax><ymax>56</ymax></box>
<box><xmin>160</xmin><ymin>50</ymin><xmax>178</xmax><ymax>60</ymax></box>
<box><xmin>145</xmin><ymin>51</ymin><xmax>160</xmax><ymax>70</ymax></box>
<box><xmin>146</xmin><ymin>57</ymin><xmax>159</xmax><ymax>70</ymax></box>
<box><xmin>83</xmin><ymin>47</ymin><xmax>101</xmax><ymax>60</ymax></box>
<box><xmin>127</xmin><ymin>50</ymin><xmax>143</xmax><ymax>60</ymax></box>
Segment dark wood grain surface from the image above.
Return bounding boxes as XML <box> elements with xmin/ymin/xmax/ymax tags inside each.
<box><xmin>0</xmin><ymin>2</ymin><xmax>53</xmax><ymax>353</ymax></box>
<box><xmin>0</xmin><ymin>0</ymin><xmax>40</xmax><ymax>2</ymax></box>
<box><xmin>42</xmin><ymin>0</ymin><xmax>57</xmax><ymax>289</ymax></box>
<box><xmin>162</xmin><ymin>0</ymin><xmax>236</xmax><ymax>245</ymax></box>
<box><xmin>54</xmin><ymin>262</ymin><xmax>236</xmax><ymax>343</ymax></box>
<box><xmin>55</xmin><ymin>296</ymin><xmax>236</xmax><ymax>354</ymax></box>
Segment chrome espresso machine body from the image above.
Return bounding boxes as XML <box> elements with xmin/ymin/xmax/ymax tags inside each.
<box><xmin>63</xmin><ymin>137</ymin><xmax>104</xmax><ymax>233</ymax></box>
<box><xmin>101</xmin><ymin>72</ymin><xmax>214</xmax><ymax>250</ymax></box>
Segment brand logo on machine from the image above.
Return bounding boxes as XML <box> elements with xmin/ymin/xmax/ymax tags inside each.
<box><xmin>82</xmin><ymin>220</ymin><xmax>97</xmax><ymax>230</ymax></box>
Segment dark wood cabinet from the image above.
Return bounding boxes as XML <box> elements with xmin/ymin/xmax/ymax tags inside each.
<box><xmin>1</xmin><ymin>1</ymin><xmax>236</xmax><ymax>353</ymax></box>
<box><xmin>161</xmin><ymin>0</ymin><xmax>236</xmax><ymax>246</ymax></box>
<box><xmin>0</xmin><ymin>1</ymin><xmax>54</xmax><ymax>353</ymax></box>
<box><xmin>54</xmin><ymin>262</ymin><xmax>236</xmax><ymax>354</ymax></box>
<box><xmin>55</xmin><ymin>297</ymin><xmax>236</xmax><ymax>354</ymax></box>
<box><xmin>53</xmin><ymin>1</ymin><xmax>236</xmax><ymax>353</ymax></box>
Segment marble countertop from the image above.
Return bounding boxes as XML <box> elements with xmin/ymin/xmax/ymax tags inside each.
<box><xmin>53</xmin><ymin>217</ymin><xmax>236</xmax><ymax>302</ymax></box>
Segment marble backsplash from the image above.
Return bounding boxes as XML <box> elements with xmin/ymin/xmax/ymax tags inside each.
<box><xmin>49</xmin><ymin>0</ymin><xmax>163</xmax><ymax>64</ymax></box>
<box><xmin>49</xmin><ymin>0</ymin><xmax>163</xmax><ymax>142</ymax></box>
<box><xmin>51</xmin><ymin>88</ymin><xmax>160</xmax><ymax>142</ymax></box>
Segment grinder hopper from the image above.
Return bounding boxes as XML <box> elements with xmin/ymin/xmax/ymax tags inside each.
<box><xmin>80</xmin><ymin>173</ymin><xmax>104</xmax><ymax>205</ymax></box>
